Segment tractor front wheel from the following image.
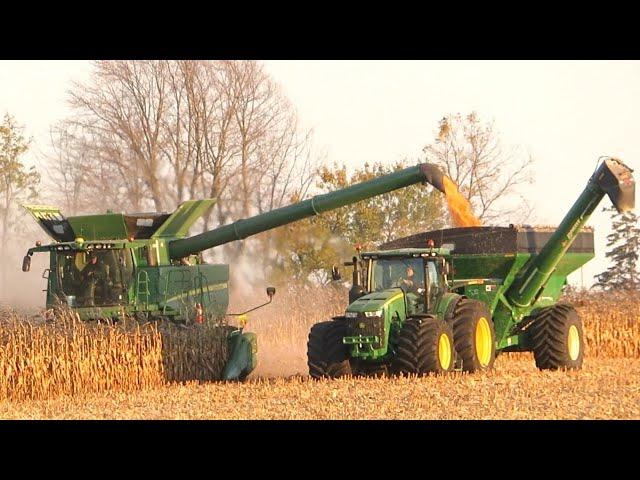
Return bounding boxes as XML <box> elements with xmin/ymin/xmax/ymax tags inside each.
<box><xmin>307</xmin><ymin>320</ymin><xmax>352</xmax><ymax>379</ymax></box>
<box><xmin>452</xmin><ymin>299</ymin><xmax>496</xmax><ymax>372</ymax></box>
<box><xmin>530</xmin><ymin>303</ymin><xmax>584</xmax><ymax>370</ymax></box>
<box><xmin>392</xmin><ymin>316</ymin><xmax>455</xmax><ymax>376</ymax></box>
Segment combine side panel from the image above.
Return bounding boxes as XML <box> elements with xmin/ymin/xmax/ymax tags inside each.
<box><xmin>157</xmin><ymin>263</ymin><xmax>229</xmax><ymax>321</ymax></box>
<box><xmin>152</xmin><ymin>199</ymin><xmax>216</xmax><ymax>239</ymax></box>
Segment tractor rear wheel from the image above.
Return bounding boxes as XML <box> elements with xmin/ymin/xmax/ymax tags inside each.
<box><xmin>392</xmin><ymin>316</ymin><xmax>455</xmax><ymax>376</ymax></box>
<box><xmin>530</xmin><ymin>303</ymin><xmax>584</xmax><ymax>370</ymax></box>
<box><xmin>307</xmin><ymin>320</ymin><xmax>352</xmax><ymax>379</ymax></box>
<box><xmin>451</xmin><ymin>299</ymin><xmax>496</xmax><ymax>372</ymax></box>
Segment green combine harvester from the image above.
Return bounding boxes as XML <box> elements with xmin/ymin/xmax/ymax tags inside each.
<box><xmin>307</xmin><ymin>157</ymin><xmax>635</xmax><ymax>377</ymax></box>
<box><xmin>21</xmin><ymin>163</ymin><xmax>449</xmax><ymax>380</ymax></box>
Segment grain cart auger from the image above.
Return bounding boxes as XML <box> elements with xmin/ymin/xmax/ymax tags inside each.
<box><xmin>308</xmin><ymin>157</ymin><xmax>635</xmax><ymax>378</ymax></box>
<box><xmin>21</xmin><ymin>163</ymin><xmax>448</xmax><ymax>380</ymax></box>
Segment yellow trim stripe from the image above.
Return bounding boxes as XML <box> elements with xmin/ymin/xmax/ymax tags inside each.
<box><xmin>164</xmin><ymin>283</ymin><xmax>227</xmax><ymax>304</ymax></box>
<box><xmin>382</xmin><ymin>292</ymin><xmax>405</xmax><ymax>309</ymax></box>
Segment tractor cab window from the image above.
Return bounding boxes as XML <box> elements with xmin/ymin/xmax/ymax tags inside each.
<box><xmin>371</xmin><ymin>257</ymin><xmax>425</xmax><ymax>293</ymax></box>
<box><xmin>54</xmin><ymin>249</ymin><xmax>133</xmax><ymax>307</ymax></box>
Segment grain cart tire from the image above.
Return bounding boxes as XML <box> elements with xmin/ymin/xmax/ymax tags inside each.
<box><xmin>452</xmin><ymin>299</ymin><xmax>496</xmax><ymax>372</ymax></box>
<box><xmin>392</xmin><ymin>316</ymin><xmax>455</xmax><ymax>376</ymax></box>
<box><xmin>307</xmin><ymin>320</ymin><xmax>352</xmax><ymax>379</ymax></box>
<box><xmin>530</xmin><ymin>303</ymin><xmax>584</xmax><ymax>370</ymax></box>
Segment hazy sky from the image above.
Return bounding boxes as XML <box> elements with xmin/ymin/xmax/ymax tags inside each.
<box><xmin>1</xmin><ymin>60</ymin><xmax>639</xmax><ymax>287</ymax></box>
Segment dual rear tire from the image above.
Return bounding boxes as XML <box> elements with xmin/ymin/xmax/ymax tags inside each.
<box><xmin>389</xmin><ymin>299</ymin><xmax>498</xmax><ymax>375</ymax></box>
<box><xmin>530</xmin><ymin>302</ymin><xmax>584</xmax><ymax>370</ymax></box>
<box><xmin>451</xmin><ymin>298</ymin><xmax>496</xmax><ymax>372</ymax></box>
<box><xmin>392</xmin><ymin>316</ymin><xmax>454</xmax><ymax>376</ymax></box>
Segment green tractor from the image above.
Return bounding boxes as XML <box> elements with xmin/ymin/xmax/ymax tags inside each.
<box><xmin>308</xmin><ymin>157</ymin><xmax>635</xmax><ymax>377</ymax></box>
<box><xmin>21</xmin><ymin>163</ymin><xmax>449</xmax><ymax>380</ymax></box>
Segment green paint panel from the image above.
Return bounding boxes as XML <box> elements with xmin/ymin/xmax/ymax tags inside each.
<box><xmin>68</xmin><ymin>214</ymin><xmax>129</xmax><ymax>241</ymax></box>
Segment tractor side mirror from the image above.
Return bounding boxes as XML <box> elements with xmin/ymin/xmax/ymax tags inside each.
<box><xmin>331</xmin><ymin>265</ymin><xmax>342</xmax><ymax>281</ymax></box>
<box><xmin>266</xmin><ymin>287</ymin><xmax>276</xmax><ymax>300</ymax></box>
<box><xmin>22</xmin><ymin>255</ymin><xmax>31</xmax><ymax>272</ymax></box>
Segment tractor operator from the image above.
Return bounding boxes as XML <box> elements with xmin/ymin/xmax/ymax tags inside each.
<box><xmin>399</xmin><ymin>265</ymin><xmax>424</xmax><ymax>294</ymax></box>
<box><xmin>80</xmin><ymin>251</ymin><xmax>110</xmax><ymax>306</ymax></box>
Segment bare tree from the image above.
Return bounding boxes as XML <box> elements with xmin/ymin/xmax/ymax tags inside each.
<box><xmin>193</xmin><ymin>61</ymin><xmax>241</xmax><ymax>230</ymax></box>
<box><xmin>47</xmin><ymin>60</ymin><xmax>319</xmax><ymax>287</ymax></box>
<box><xmin>423</xmin><ymin>112</ymin><xmax>534</xmax><ymax>224</ymax></box>
<box><xmin>48</xmin><ymin>122</ymin><xmax>148</xmax><ymax>214</ymax></box>
<box><xmin>67</xmin><ymin>61</ymin><xmax>171</xmax><ymax>212</ymax></box>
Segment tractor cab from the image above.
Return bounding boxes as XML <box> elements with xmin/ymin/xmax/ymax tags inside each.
<box><xmin>359</xmin><ymin>248</ymin><xmax>451</xmax><ymax>316</ymax></box>
<box><xmin>337</xmin><ymin>247</ymin><xmax>452</xmax><ymax>361</ymax></box>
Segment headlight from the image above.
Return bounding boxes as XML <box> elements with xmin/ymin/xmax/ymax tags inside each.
<box><xmin>345</xmin><ymin>311</ymin><xmax>358</xmax><ymax>318</ymax></box>
<box><xmin>364</xmin><ymin>310</ymin><xmax>382</xmax><ymax>317</ymax></box>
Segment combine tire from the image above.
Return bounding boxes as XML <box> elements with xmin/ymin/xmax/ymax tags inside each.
<box><xmin>530</xmin><ymin>303</ymin><xmax>584</xmax><ymax>370</ymax></box>
<box><xmin>307</xmin><ymin>320</ymin><xmax>352</xmax><ymax>379</ymax></box>
<box><xmin>392</xmin><ymin>317</ymin><xmax>454</xmax><ymax>376</ymax></box>
<box><xmin>451</xmin><ymin>299</ymin><xmax>496</xmax><ymax>372</ymax></box>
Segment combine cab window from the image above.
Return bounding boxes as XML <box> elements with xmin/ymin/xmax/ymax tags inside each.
<box><xmin>371</xmin><ymin>258</ymin><xmax>425</xmax><ymax>292</ymax></box>
<box><xmin>54</xmin><ymin>249</ymin><xmax>133</xmax><ymax>307</ymax></box>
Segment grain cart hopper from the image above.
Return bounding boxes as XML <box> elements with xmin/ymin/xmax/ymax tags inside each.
<box><xmin>308</xmin><ymin>157</ymin><xmax>634</xmax><ymax>377</ymax></box>
<box><xmin>21</xmin><ymin>163</ymin><xmax>448</xmax><ymax>380</ymax></box>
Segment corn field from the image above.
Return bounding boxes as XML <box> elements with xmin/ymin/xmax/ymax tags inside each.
<box><xmin>0</xmin><ymin>290</ymin><xmax>638</xmax><ymax>404</ymax></box>
<box><xmin>568</xmin><ymin>292</ymin><xmax>640</xmax><ymax>358</ymax></box>
<box><xmin>0</xmin><ymin>310</ymin><xmax>231</xmax><ymax>402</ymax></box>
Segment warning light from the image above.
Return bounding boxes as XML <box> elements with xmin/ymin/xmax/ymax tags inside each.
<box><xmin>195</xmin><ymin>303</ymin><xmax>204</xmax><ymax>324</ymax></box>
<box><xmin>427</xmin><ymin>239</ymin><xmax>435</xmax><ymax>248</ymax></box>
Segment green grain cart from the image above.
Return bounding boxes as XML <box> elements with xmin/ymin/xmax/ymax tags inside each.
<box><xmin>307</xmin><ymin>157</ymin><xmax>635</xmax><ymax>377</ymax></box>
<box><xmin>21</xmin><ymin>163</ymin><xmax>448</xmax><ymax>380</ymax></box>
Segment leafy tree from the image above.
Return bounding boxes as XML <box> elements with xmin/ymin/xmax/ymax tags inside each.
<box><xmin>267</xmin><ymin>160</ymin><xmax>446</xmax><ymax>285</ymax></box>
<box><xmin>594</xmin><ymin>206</ymin><xmax>640</xmax><ymax>291</ymax></box>
<box><xmin>0</xmin><ymin>114</ymin><xmax>40</xmax><ymax>289</ymax></box>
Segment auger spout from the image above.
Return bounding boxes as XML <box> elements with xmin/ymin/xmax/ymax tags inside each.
<box><xmin>506</xmin><ymin>157</ymin><xmax>635</xmax><ymax>308</ymax></box>
<box><xmin>168</xmin><ymin>163</ymin><xmax>447</xmax><ymax>259</ymax></box>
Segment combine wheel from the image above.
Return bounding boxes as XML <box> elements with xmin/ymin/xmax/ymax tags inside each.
<box><xmin>451</xmin><ymin>299</ymin><xmax>496</xmax><ymax>372</ymax></box>
<box><xmin>392</xmin><ymin>316</ymin><xmax>454</xmax><ymax>376</ymax></box>
<box><xmin>530</xmin><ymin>303</ymin><xmax>584</xmax><ymax>370</ymax></box>
<box><xmin>307</xmin><ymin>320</ymin><xmax>352</xmax><ymax>379</ymax></box>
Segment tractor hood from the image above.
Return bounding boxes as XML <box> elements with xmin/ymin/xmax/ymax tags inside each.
<box><xmin>346</xmin><ymin>289</ymin><xmax>405</xmax><ymax>314</ymax></box>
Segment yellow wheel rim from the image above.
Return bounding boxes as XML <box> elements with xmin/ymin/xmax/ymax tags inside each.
<box><xmin>475</xmin><ymin>317</ymin><xmax>493</xmax><ymax>367</ymax></box>
<box><xmin>568</xmin><ymin>325</ymin><xmax>580</xmax><ymax>361</ymax></box>
<box><xmin>438</xmin><ymin>333</ymin><xmax>452</xmax><ymax>370</ymax></box>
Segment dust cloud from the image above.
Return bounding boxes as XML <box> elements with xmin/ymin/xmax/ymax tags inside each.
<box><xmin>228</xmin><ymin>275</ymin><xmax>348</xmax><ymax>378</ymax></box>
<box><xmin>0</xmin><ymin>231</ymin><xmax>48</xmax><ymax>313</ymax></box>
